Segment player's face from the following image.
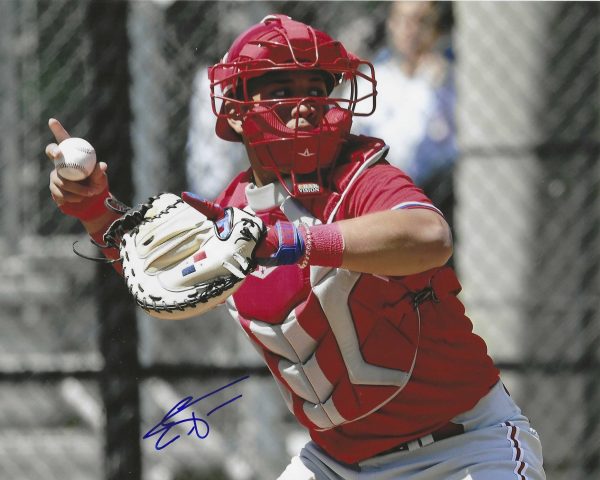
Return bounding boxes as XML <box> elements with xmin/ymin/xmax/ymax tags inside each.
<box><xmin>246</xmin><ymin>70</ymin><xmax>330</xmax><ymax>130</ymax></box>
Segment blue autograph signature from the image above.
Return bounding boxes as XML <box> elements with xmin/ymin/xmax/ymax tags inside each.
<box><xmin>143</xmin><ymin>375</ymin><xmax>249</xmax><ymax>450</ymax></box>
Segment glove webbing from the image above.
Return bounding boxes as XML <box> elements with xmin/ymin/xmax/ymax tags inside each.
<box><xmin>128</xmin><ymin>273</ymin><xmax>241</xmax><ymax>315</ymax></box>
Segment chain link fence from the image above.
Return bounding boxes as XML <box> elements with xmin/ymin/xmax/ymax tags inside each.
<box><xmin>0</xmin><ymin>1</ymin><xmax>598</xmax><ymax>479</ymax></box>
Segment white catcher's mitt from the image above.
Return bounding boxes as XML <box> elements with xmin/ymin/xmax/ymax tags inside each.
<box><xmin>103</xmin><ymin>193</ymin><xmax>264</xmax><ymax>320</ymax></box>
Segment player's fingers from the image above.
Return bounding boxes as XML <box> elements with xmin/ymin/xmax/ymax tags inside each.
<box><xmin>89</xmin><ymin>162</ymin><xmax>108</xmax><ymax>181</ymax></box>
<box><xmin>45</xmin><ymin>143</ymin><xmax>61</xmax><ymax>161</ymax></box>
<box><xmin>48</xmin><ymin>118</ymin><xmax>71</xmax><ymax>143</ymax></box>
<box><xmin>51</xmin><ymin>169</ymin><xmax>96</xmax><ymax>197</ymax></box>
<box><xmin>49</xmin><ymin>181</ymin><xmax>83</xmax><ymax>205</ymax></box>
<box><xmin>49</xmin><ymin>182</ymin><xmax>66</xmax><ymax>206</ymax></box>
<box><xmin>86</xmin><ymin>163</ymin><xmax>109</xmax><ymax>194</ymax></box>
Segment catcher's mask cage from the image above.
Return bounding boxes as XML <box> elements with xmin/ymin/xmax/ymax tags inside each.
<box><xmin>209</xmin><ymin>14</ymin><xmax>377</xmax><ymax>198</ymax></box>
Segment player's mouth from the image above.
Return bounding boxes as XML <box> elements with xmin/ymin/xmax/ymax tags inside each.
<box><xmin>287</xmin><ymin>118</ymin><xmax>317</xmax><ymax>130</ymax></box>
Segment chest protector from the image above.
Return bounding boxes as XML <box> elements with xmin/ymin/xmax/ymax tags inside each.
<box><xmin>226</xmin><ymin>135</ymin><xmax>457</xmax><ymax>431</ymax></box>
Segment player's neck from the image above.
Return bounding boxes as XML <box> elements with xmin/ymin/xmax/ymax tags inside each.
<box><xmin>246</xmin><ymin>147</ymin><xmax>279</xmax><ymax>187</ymax></box>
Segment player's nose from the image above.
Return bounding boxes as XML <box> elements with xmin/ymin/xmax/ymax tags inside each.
<box><xmin>290</xmin><ymin>103</ymin><xmax>314</xmax><ymax>119</ymax></box>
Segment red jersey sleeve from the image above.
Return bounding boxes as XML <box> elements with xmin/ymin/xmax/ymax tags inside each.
<box><xmin>339</xmin><ymin>162</ymin><xmax>441</xmax><ymax>219</ymax></box>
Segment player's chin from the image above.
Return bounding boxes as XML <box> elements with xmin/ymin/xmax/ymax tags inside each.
<box><xmin>286</xmin><ymin>119</ymin><xmax>318</xmax><ymax>130</ymax></box>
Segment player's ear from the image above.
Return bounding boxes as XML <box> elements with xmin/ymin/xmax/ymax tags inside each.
<box><xmin>227</xmin><ymin>108</ymin><xmax>242</xmax><ymax>135</ymax></box>
<box><xmin>224</xmin><ymin>100</ymin><xmax>244</xmax><ymax>134</ymax></box>
<box><xmin>227</xmin><ymin>117</ymin><xmax>243</xmax><ymax>134</ymax></box>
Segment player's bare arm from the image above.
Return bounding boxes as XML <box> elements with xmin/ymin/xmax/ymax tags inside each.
<box><xmin>338</xmin><ymin>208</ymin><xmax>452</xmax><ymax>276</ymax></box>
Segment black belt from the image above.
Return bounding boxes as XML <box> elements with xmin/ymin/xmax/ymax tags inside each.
<box><xmin>343</xmin><ymin>422</ymin><xmax>466</xmax><ymax>472</ymax></box>
<box><xmin>372</xmin><ymin>421</ymin><xmax>465</xmax><ymax>457</ymax></box>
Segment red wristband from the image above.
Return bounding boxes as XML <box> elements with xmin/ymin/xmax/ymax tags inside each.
<box><xmin>58</xmin><ymin>187</ymin><xmax>111</xmax><ymax>221</ymax></box>
<box><xmin>300</xmin><ymin>223</ymin><xmax>344</xmax><ymax>268</ymax></box>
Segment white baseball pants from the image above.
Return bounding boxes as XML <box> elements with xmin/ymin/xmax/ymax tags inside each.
<box><xmin>277</xmin><ymin>381</ymin><xmax>546</xmax><ymax>480</ymax></box>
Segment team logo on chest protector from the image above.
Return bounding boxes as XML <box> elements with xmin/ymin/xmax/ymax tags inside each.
<box><xmin>251</xmin><ymin>265</ymin><xmax>277</xmax><ymax>279</ymax></box>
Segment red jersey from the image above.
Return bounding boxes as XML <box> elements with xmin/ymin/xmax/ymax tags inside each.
<box><xmin>215</xmin><ymin>135</ymin><xmax>499</xmax><ymax>464</ymax></box>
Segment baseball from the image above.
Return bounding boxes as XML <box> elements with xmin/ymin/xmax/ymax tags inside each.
<box><xmin>55</xmin><ymin>137</ymin><xmax>97</xmax><ymax>181</ymax></box>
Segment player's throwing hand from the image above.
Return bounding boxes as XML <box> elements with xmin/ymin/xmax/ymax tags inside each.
<box><xmin>46</xmin><ymin>118</ymin><xmax>110</xmax><ymax>221</ymax></box>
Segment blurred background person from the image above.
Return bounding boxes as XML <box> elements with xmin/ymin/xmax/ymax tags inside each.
<box><xmin>353</xmin><ymin>1</ymin><xmax>457</xmax><ymax>229</ymax></box>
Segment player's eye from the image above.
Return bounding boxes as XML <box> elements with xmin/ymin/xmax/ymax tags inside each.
<box><xmin>308</xmin><ymin>87</ymin><xmax>327</xmax><ymax>97</ymax></box>
<box><xmin>266</xmin><ymin>86</ymin><xmax>326</xmax><ymax>100</ymax></box>
<box><xmin>270</xmin><ymin>88</ymin><xmax>290</xmax><ymax>99</ymax></box>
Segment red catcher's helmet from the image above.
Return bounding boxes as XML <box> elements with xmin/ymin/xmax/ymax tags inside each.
<box><xmin>208</xmin><ymin>14</ymin><xmax>377</xmax><ymax>197</ymax></box>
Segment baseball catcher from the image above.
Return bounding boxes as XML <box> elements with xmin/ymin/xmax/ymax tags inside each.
<box><xmin>46</xmin><ymin>13</ymin><xmax>546</xmax><ymax>480</ymax></box>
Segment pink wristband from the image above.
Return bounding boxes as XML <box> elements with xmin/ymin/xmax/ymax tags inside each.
<box><xmin>58</xmin><ymin>187</ymin><xmax>111</xmax><ymax>221</ymax></box>
<box><xmin>299</xmin><ymin>223</ymin><xmax>344</xmax><ymax>268</ymax></box>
